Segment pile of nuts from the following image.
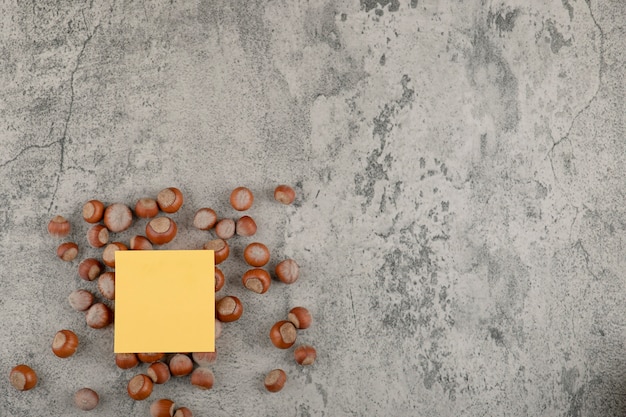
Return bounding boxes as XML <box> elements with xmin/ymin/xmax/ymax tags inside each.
<box><xmin>9</xmin><ymin>185</ymin><xmax>317</xmax><ymax>415</ymax></box>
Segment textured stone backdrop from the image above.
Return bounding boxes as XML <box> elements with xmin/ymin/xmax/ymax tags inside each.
<box><xmin>1</xmin><ymin>0</ymin><xmax>625</xmax><ymax>416</ymax></box>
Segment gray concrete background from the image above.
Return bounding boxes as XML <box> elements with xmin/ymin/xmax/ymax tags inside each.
<box><xmin>1</xmin><ymin>0</ymin><xmax>625</xmax><ymax>416</ymax></box>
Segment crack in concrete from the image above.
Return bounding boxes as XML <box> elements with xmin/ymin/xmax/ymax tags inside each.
<box><xmin>0</xmin><ymin>138</ymin><xmax>58</xmax><ymax>170</ymax></box>
<box><xmin>47</xmin><ymin>23</ymin><xmax>101</xmax><ymax>213</ymax></box>
<box><xmin>573</xmin><ymin>239</ymin><xmax>600</xmax><ymax>280</ymax></box>
<box><xmin>546</xmin><ymin>1</ymin><xmax>605</xmax><ymax>178</ymax></box>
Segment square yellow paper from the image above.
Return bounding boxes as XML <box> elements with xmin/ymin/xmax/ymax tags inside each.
<box><xmin>114</xmin><ymin>250</ymin><xmax>215</xmax><ymax>353</ymax></box>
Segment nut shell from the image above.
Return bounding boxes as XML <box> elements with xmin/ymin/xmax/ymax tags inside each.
<box><xmin>68</xmin><ymin>289</ymin><xmax>94</xmax><ymax>311</ymax></box>
<box><xmin>87</xmin><ymin>224</ymin><xmax>109</xmax><ymax>248</ymax></box>
<box><xmin>147</xmin><ymin>362</ymin><xmax>171</xmax><ymax>384</ymax></box>
<box><xmin>190</xmin><ymin>367</ymin><xmax>214</xmax><ymax>390</ymax></box>
<box><xmin>86</xmin><ymin>303</ymin><xmax>112</xmax><ymax>329</ymax></box>
<box><xmin>215</xmin><ymin>267</ymin><xmax>225</xmax><ymax>292</ymax></box>
<box><xmin>146</xmin><ymin>217</ymin><xmax>177</xmax><ymax>245</ymax></box>
<box><xmin>48</xmin><ymin>215</ymin><xmax>70</xmax><ymax>237</ymax></box>
<box><xmin>157</xmin><ymin>187</ymin><xmax>183</xmax><ymax>213</ymax></box>
<box><xmin>78</xmin><ymin>258</ymin><xmax>103</xmax><ymax>281</ymax></box>
<box><xmin>135</xmin><ymin>198</ymin><xmax>159</xmax><ymax>218</ymax></box>
<box><xmin>243</xmin><ymin>243</ymin><xmax>270</xmax><ymax>267</ymax></box>
<box><xmin>242</xmin><ymin>269</ymin><xmax>271</xmax><ymax>294</ymax></box>
<box><xmin>116</xmin><ymin>353</ymin><xmax>139</xmax><ymax>369</ymax></box>
<box><xmin>294</xmin><ymin>345</ymin><xmax>317</xmax><ymax>365</ymax></box>
<box><xmin>130</xmin><ymin>235</ymin><xmax>154</xmax><ymax>250</ymax></box>
<box><xmin>74</xmin><ymin>388</ymin><xmax>99</xmax><ymax>411</ymax></box>
<box><xmin>275</xmin><ymin>259</ymin><xmax>299</xmax><ymax>284</ymax></box>
<box><xmin>264</xmin><ymin>369</ymin><xmax>287</xmax><ymax>392</ymax></box>
<box><xmin>235</xmin><ymin>215</ymin><xmax>257</xmax><ymax>237</ymax></box>
<box><xmin>97</xmin><ymin>272</ymin><xmax>115</xmax><ymax>300</ymax></box>
<box><xmin>191</xmin><ymin>351</ymin><xmax>217</xmax><ymax>367</ymax></box>
<box><xmin>216</xmin><ymin>296</ymin><xmax>243</xmax><ymax>322</ymax></box>
<box><xmin>193</xmin><ymin>208</ymin><xmax>217</xmax><ymax>230</ymax></box>
<box><xmin>52</xmin><ymin>329</ymin><xmax>79</xmax><ymax>358</ymax></box>
<box><xmin>150</xmin><ymin>398</ymin><xmax>176</xmax><ymax>417</ymax></box>
<box><xmin>229</xmin><ymin>187</ymin><xmax>254</xmax><ymax>211</ymax></box>
<box><xmin>102</xmin><ymin>242</ymin><xmax>127</xmax><ymax>268</ymax></box>
<box><xmin>287</xmin><ymin>306</ymin><xmax>312</xmax><ymax>329</ymax></box>
<box><xmin>274</xmin><ymin>185</ymin><xmax>296</xmax><ymax>205</ymax></box>
<box><xmin>203</xmin><ymin>239</ymin><xmax>229</xmax><ymax>264</ymax></box>
<box><xmin>82</xmin><ymin>200</ymin><xmax>105</xmax><ymax>223</ymax></box>
<box><xmin>137</xmin><ymin>353</ymin><xmax>165</xmax><ymax>363</ymax></box>
<box><xmin>10</xmin><ymin>365</ymin><xmax>38</xmax><ymax>391</ymax></box>
<box><xmin>169</xmin><ymin>354</ymin><xmax>193</xmax><ymax>377</ymax></box>
<box><xmin>269</xmin><ymin>321</ymin><xmax>297</xmax><ymax>349</ymax></box>
<box><xmin>127</xmin><ymin>374</ymin><xmax>153</xmax><ymax>401</ymax></box>
<box><xmin>215</xmin><ymin>218</ymin><xmax>235</xmax><ymax>240</ymax></box>
<box><xmin>173</xmin><ymin>407</ymin><xmax>194</xmax><ymax>417</ymax></box>
<box><xmin>103</xmin><ymin>203</ymin><xmax>133</xmax><ymax>233</ymax></box>
<box><xmin>57</xmin><ymin>242</ymin><xmax>79</xmax><ymax>261</ymax></box>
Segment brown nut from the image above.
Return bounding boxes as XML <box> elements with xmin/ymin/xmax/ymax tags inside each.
<box><xmin>215</xmin><ymin>267</ymin><xmax>225</xmax><ymax>292</ymax></box>
<box><xmin>115</xmin><ymin>353</ymin><xmax>139</xmax><ymax>370</ymax></box>
<box><xmin>127</xmin><ymin>374</ymin><xmax>153</xmax><ymax>401</ymax></box>
<box><xmin>146</xmin><ymin>217</ymin><xmax>177</xmax><ymax>245</ymax></box>
<box><xmin>137</xmin><ymin>353</ymin><xmax>165</xmax><ymax>363</ymax></box>
<box><xmin>78</xmin><ymin>258</ymin><xmax>103</xmax><ymax>281</ymax></box>
<box><xmin>97</xmin><ymin>272</ymin><xmax>115</xmax><ymax>300</ymax></box>
<box><xmin>82</xmin><ymin>200</ymin><xmax>105</xmax><ymax>223</ymax></box>
<box><xmin>157</xmin><ymin>187</ymin><xmax>183</xmax><ymax>213</ymax></box>
<box><xmin>57</xmin><ymin>242</ymin><xmax>79</xmax><ymax>261</ymax></box>
<box><xmin>235</xmin><ymin>215</ymin><xmax>257</xmax><ymax>237</ymax></box>
<box><xmin>10</xmin><ymin>365</ymin><xmax>38</xmax><ymax>391</ymax></box>
<box><xmin>85</xmin><ymin>303</ymin><xmax>112</xmax><ymax>329</ymax></box>
<box><xmin>173</xmin><ymin>407</ymin><xmax>193</xmax><ymax>417</ymax></box>
<box><xmin>87</xmin><ymin>224</ymin><xmax>109</xmax><ymax>248</ymax></box>
<box><xmin>190</xmin><ymin>367</ymin><xmax>214</xmax><ymax>390</ymax></box>
<box><xmin>294</xmin><ymin>345</ymin><xmax>317</xmax><ymax>365</ymax></box>
<box><xmin>242</xmin><ymin>269</ymin><xmax>271</xmax><ymax>294</ymax></box>
<box><xmin>150</xmin><ymin>398</ymin><xmax>176</xmax><ymax>417</ymax></box>
<box><xmin>191</xmin><ymin>351</ymin><xmax>217</xmax><ymax>367</ymax></box>
<box><xmin>269</xmin><ymin>321</ymin><xmax>297</xmax><ymax>349</ymax></box>
<box><xmin>48</xmin><ymin>215</ymin><xmax>70</xmax><ymax>237</ymax></box>
<box><xmin>102</xmin><ymin>241</ymin><xmax>128</xmax><ymax>268</ymax></box>
<box><xmin>274</xmin><ymin>185</ymin><xmax>296</xmax><ymax>205</ymax></box>
<box><xmin>135</xmin><ymin>198</ymin><xmax>159</xmax><ymax>219</ymax></box>
<box><xmin>243</xmin><ymin>242</ymin><xmax>270</xmax><ymax>267</ymax></box>
<box><xmin>103</xmin><ymin>203</ymin><xmax>133</xmax><ymax>233</ymax></box>
<box><xmin>193</xmin><ymin>208</ymin><xmax>217</xmax><ymax>230</ymax></box>
<box><xmin>147</xmin><ymin>362</ymin><xmax>171</xmax><ymax>384</ymax></box>
<box><xmin>169</xmin><ymin>354</ymin><xmax>193</xmax><ymax>377</ymax></box>
<box><xmin>203</xmin><ymin>239</ymin><xmax>229</xmax><ymax>264</ymax></box>
<box><xmin>216</xmin><ymin>296</ymin><xmax>243</xmax><ymax>322</ymax></box>
<box><xmin>130</xmin><ymin>235</ymin><xmax>153</xmax><ymax>250</ymax></box>
<box><xmin>229</xmin><ymin>187</ymin><xmax>254</xmax><ymax>211</ymax></box>
<box><xmin>275</xmin><ymin>259</ymin><xmax>299</xmax><ymax>284</ymax></box>
<box><xmin>215</xmin><ymin>319</ymin><xmax>223</xmax><ymax>339</ymax></box>
<box><xmin>74</xmin><ymin>388</ymin><xmax>99</xmax><ymax>411</ymax></box>
<box><xmin>52</xmin><ymin>329</ymin><xmax>79</xmax><ymax>358</ymax></box>
<box><xmin>264</xmin><ymin>369</ymin><xmax>287</xmax><ymax>392</ymax></box>
<box><xmin>288</xmin><ymin>306</ymin><xmax>312</xmax><ymax>329</ymax></box>
<box><xmin>215</xmin><ymin>218</ymin><xmax>235</xmax><ymax>240</ymax></box>
<box><xmin>68</xmin><ymin>289</ymin><xmax>94</xmax><ymax>311</ymax></box>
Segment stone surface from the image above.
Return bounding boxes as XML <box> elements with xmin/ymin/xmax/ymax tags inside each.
<box><xmin>1</xmin><ymin>0</ymin><xmax>625</xmax><ymax>416</ymax></box>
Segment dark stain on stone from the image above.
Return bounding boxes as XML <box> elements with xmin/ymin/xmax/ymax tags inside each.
<box><xmin>466</xmin><ymin>28</ymin><xmax>519</xmax><ymax>132</ymax></box>
<box><xmin>304</xmin><ymin>2</ymin><xmax>342</xmax><ymax>50</ymax></box>
<box><xmin>480</xmin><ymin>133</ymin><xmax>488</xmax><ymax>156</ymax></box>
<box><xmin>562</xmin><ymin>0</ymin><xmax>574</xmax><ymax>20</ymax></box>
<box><xmin>411</xmin><ymin>0</ymin><xmax>418</xmax><ymax>8</ymax></box>
<box><xmin>355</xmin><ymin>75</ymin><xmax>415</xmax><ymax>211</ymax></box>
<box><xmin>341</xmin><ymin>13</ymin><xmax>347</xmax><ymax>21</ymax></box>
<box><xmin>545</xmin><ymin>19</ymin><xmax>572</xmax><ymax>54</ymax></box>
<box><xmin>375</xmin><ymin>8</ymin><xmax>384</xmax><ymax>16</ymax></box>
<box><xmin>361</xmin><ymin>0</ymin><xmax>400</xmax><ymax>13</ymax></box>
<box><xmin>379</xmin><ymin>53</ymin><xmax>386</xmax><ymax>65</ymax></box>
<box><xmin>488</xmin><ymin>326</ymin><xmax>505</xmax><ymax>346</ymax></box>
<box><xmin>561</xmin><ymin>367</ymin><xmax>584</xmax><ymax>417</ymax></box>
<box><xmin>488</xmin><ymin>9</ymin><xmax>520</xmax><ymax>34</ymax></box>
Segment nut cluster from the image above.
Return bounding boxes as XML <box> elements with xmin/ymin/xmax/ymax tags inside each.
<box><xmin>13</xmin><ymin>184</ymin><xmax>309</xmax><ymax>413</ymax></box>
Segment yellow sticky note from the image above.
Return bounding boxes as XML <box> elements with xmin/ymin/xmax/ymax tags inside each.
<box><xmin>114</xmin><ymin>250</ymin><xmax>215</xmax><ymax>353</ymax></box>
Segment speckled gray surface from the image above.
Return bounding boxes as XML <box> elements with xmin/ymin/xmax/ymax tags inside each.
<box><xmin>1</xmin><ymin>0</ymin><xmax>625</xmax><ymax>416</ymax></box>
